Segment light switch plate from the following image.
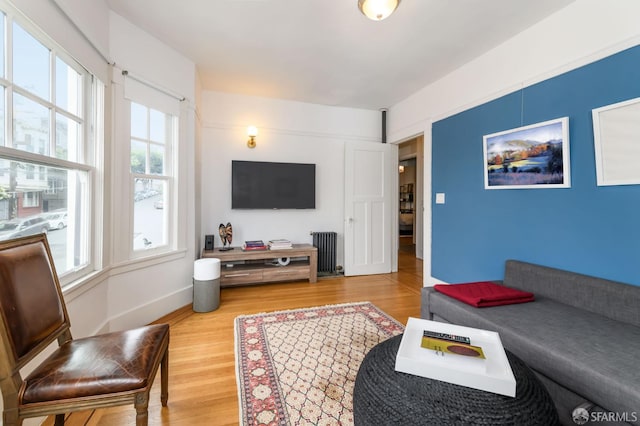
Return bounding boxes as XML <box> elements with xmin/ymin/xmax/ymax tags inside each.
<box><xmin>435</xmin><ymin>193</ymin><xmax>445</xmax><ymax>204</ymax></box>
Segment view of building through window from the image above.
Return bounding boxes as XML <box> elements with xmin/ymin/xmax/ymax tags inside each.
<box><xmin>0</xmin><ymin>13</ymin><xmax>91</xmax><ymax>279</ymax></box>
<box><xmin>0</xmin><ymin>160</ymin><xmax>86</xmax><ymax>274</ymax></box>
<box><xmin>130</xmin><ymin>101</ymin><xmax>173</xmax><ymax>251</ymax></box>
<box><xmin>0</xmin><ymin>3</ymin><xmax>180</xmax><ymax>280</ymax></box>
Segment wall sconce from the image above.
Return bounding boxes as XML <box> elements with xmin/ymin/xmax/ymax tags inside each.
<box><xmin>247</xmin><ymin>126</ymin><xmax>258</xmax><ymax>149</ymax></box>
<box><xmin>399</xmin><ymin>165</ymin><xmax>405</xmax><ymax>173</ymax></box>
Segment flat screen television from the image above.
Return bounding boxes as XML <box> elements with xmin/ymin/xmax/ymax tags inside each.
<box><xmin>232</xmin><ymin>160</ymin><xmax>316</xmax><ymax>209</ymax></box>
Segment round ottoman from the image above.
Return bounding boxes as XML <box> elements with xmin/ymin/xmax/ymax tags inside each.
<box><xmin>353</xmin><ymin>334</ymin><xmax>559</xmax><ymax>425</ymax></box>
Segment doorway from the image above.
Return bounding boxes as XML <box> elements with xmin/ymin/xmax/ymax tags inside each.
<box><xmin>399</xmin><ymin>157</ymin><xmax>416</xmax><ymax>254</ymax></box>
<box><xmin>397</xmin><ymin>135</ymin><xmax>424</xmax><ymax>261</ymax></box>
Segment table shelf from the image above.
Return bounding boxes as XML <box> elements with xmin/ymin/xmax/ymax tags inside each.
<box><xmin>202</xmin><ymin>244</ymin><xmax>317</xmax><ymax>287</ymax></box>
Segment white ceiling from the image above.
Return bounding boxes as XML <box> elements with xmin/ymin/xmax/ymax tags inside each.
<box><xmin>106</xmin><ymin>0</ymin><xmax>575</xmax><ymax>110</ymax></box>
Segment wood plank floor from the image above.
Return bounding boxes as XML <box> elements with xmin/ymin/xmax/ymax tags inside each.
<box><xmin>48</xmin><ymin>249</ymin><xmax>422</xmax><ymax>425</ymax></box>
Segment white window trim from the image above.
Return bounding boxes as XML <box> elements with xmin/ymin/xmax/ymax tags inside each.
<box><xmin>110</xmin><ymin>69</ymin><xmax>182</xmax><ymax>263</ymax></box>
<box><xmin>22</xmin><ymin>191</ymin><xmax>39</xmax><ymax>207</ymax></box>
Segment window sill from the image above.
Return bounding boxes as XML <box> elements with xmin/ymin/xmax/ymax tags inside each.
<box><xmin>110</xmin><ymin>248</ymin><xmax>189</xmax><ymax>277</ymax></box>
<box><xmin>62</xmin><ymin>248</ymin><xmax>189</xmax><ymax>303</ymax></box>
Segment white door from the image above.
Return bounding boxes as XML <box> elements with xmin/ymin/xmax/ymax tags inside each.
<box><xmin>344</xmin><ymin>141</ymin><xmax>397</xmax><ymax>276</ymax></box>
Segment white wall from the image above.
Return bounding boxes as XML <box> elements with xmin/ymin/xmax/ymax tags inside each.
<box><xmin>106</xmin><ymin>11</ymin><xmax>197</xmax><ymax>329</ymax></box>
<box><xmin>200</xmin><ymin>91</ymin><xmax>380</xmax><ymax>267</ymax></box>
<box><xmin>389</xmin><ymin>0</ymin><xmax>640</xmax><ymax>143</ymax></box>
<box><xmin>388</xmin><ymin>0</ymin><xmax>640</xmax><ymax>285</ymax></box>
<box><xmin>109</xmin><ymin>13</ymin><xmax>195</xmax><ymax>99</ymax></box>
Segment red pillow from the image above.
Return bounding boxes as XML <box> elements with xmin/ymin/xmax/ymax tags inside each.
<box><xmin>434</xmin><ymin>281</ymin><xmax>534</xmax><ymax>308</ymax></box>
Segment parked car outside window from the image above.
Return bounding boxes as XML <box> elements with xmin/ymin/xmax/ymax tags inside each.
<box><xmin>0</xmin><ymin>216</ymin><xmax>50</xmax><ymax>241</ymax></box>
<box><xmin>43</xmin><ymin>211</ymin><xmax>68</xmax><ymax>230</ymax></box>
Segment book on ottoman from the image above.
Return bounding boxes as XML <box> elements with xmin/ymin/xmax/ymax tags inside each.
<box><xmin>434</xmin><ymin>281</ymin><xmax>534</xmax><ymax>307</ymax></box>
<box><xmin>395</xmin><ymin>318</ymin><xmax>516</xmax><ymax>396</ymax></box>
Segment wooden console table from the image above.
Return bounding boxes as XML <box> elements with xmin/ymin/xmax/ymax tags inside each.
<box><xmin>201</xmin><ymin>244</ymin><xmax>317</xmax><ymax>287</ymax></box>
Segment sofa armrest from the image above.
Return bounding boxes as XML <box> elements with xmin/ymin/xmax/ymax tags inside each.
<box><xmin>420</xmin><ymin>287</ymin><xmax>435</xmax><ymax>320</ymax></box>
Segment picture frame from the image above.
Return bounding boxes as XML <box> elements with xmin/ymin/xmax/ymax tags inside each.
<box><xmin>483</xmin><ymin>117</ymin><xmax>570</xmax><ymax>189</ymax></box>
<box><xmin>592</xmin><ymin>97</ymin><xmax>640</xmax><ymax>186</ymax></box>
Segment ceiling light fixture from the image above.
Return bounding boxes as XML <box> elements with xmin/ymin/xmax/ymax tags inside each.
<box><xmin>358</xmin><ymin>0</ymin><xmax>401</xmax><ymax>21</ymax></box>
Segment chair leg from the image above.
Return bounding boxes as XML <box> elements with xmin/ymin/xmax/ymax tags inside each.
<box><xmin>3</xmin><ymin>409</ymin><xmax>22</xmax><ymax>426</ymax></box>
<box><xmin>161</xmin><ymin>348</ymin><xmax>169</xmax><ymax>407</ymax></box>
<box><xmin>54</xmin><ymin>413</ymin><xmax>65</xmax><ymax>426</ymax></box>
<box><xmin>135</xmin><ymin>393</ymin><xmax>149</xmax><ymax>426</ymax></box>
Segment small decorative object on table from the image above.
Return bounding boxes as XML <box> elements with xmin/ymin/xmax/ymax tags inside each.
<box><xmin>218</xmin><ymin>222</ymin><xmax>234</xmax><ymax>251</ymax></box>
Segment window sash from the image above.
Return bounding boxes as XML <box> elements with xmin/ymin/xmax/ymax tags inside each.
<box><xmin>0</xmin><ymin>4</ymin><xmax>96</xmax><ymax>286</ymax></box>
<box><xmin>127</xmin><ymin>97</ymin><xmax>177</xmax><ymax>257</ymax></box>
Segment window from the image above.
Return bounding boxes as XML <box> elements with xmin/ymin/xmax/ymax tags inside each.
<box><xmin>22</xmin><ymin>191</ymin><xmax>40</xmax><ymax>207</ymax></box>
<box><xmin>0</xmin><ymin>8</ymin><xmax>96</xmax><ymax>283</ymax></box>
<box><xmin>129</xmin><ymin>101</ymin><xmax>175</xmax><ymax>253</ymax></box>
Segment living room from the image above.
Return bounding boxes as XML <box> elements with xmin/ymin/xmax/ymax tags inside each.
<box><xmin>2</xmin><ymin>0</ymin><xmax>640</xmax><ymax>424</ymax></box>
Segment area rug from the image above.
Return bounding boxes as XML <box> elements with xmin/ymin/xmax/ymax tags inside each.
<box><xmin>234</xmin><ymin>302</ymin><xmax>404</xmax><ymax>426</ymax></box>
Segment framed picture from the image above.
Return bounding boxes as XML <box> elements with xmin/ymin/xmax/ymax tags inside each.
<box><xmin>592</xmin><ymin>97</ymin><xmax>640</xmax><ymax>186</ymax></box>
<box><xmin>483</xmin><ymin>117</ymin><xmax>570</xmax><ymax>189</ymax></box>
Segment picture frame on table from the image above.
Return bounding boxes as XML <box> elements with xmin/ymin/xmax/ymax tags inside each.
<box><xmin>483</xmin><ymin>117</ymin><xmax>570</xmax><ymax>189</ymax></box>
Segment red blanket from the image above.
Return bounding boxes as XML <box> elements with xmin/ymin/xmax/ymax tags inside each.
<box><xmin>434</xmin><ymin>281</ymin><xmax>535</xmax><ymax>308</ymax></box>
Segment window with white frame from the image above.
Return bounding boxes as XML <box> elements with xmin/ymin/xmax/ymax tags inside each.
<box><xmin>22</xmin><ymin>191</ymin><xmax>39</xmax><ymax>207</ymax></box>
<box><xmin>0</xmin><ymin>6</ymin><xmax>97</xmax><ymax>283</ymax></box>
<box><xmin>129</xmin><ymin>98</ymin><xmax>176</xmax><ymax>253</ymax></box>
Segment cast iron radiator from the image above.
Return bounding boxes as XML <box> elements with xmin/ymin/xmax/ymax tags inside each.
<box><xmin>311</xmin><ymin>231</ymin><xmax>337</xmax><ymax>274</ymax></box>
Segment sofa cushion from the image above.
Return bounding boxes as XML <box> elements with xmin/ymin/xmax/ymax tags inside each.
<box><xmin>504</xmin><ymin>260</ymin><xmax>640</xmax><ymax>327</ymax></box>
<box><xmin>425</xmin><ymin>287</ymin><xmax>640</xmax><ymax>421</ymax></box>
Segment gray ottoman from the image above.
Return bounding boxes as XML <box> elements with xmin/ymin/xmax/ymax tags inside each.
<box><xmin>353</xmin><ymin>334</ymin><xmax>559</xmax><ymax>425</ymax></box>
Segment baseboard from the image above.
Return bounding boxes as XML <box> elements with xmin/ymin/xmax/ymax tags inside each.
<box><xmin>107</xmin><ymin>285</ymin><xmax>193</xmax><ymax>332</ymax></box>
<box><xmin>425</xmin><ymin>276</ymin><xmax>448</xmax><ymax>287</ymax></box>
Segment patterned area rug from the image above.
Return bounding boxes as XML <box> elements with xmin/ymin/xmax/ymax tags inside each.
<box><xmin>234</xmin><ymin>302</ymin><xmax>404</xmax><ymax>425</ymax></box>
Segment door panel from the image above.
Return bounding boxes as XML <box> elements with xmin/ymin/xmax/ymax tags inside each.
<box><xmin>344</xmin><ymin>141</ymin><xmax>396</xmax><ymax>276</ymax></box>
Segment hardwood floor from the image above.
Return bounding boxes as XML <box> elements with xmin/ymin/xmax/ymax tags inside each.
<box><xmin>48</xmin><ymin>250</ymin><xmax>422</xmax><ymax>425</ymax></box>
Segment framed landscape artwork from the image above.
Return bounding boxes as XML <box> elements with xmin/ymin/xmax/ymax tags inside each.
<box><xmin>483</xmin><ymin>117</ymin><xmax>570</xmax><ymax>189</ymax></box>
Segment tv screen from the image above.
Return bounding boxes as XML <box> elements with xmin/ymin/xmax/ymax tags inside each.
<box><xmin>232</xmin><ymin>161</ymin><xmax>316</xmax><ymax>209</ymax></box>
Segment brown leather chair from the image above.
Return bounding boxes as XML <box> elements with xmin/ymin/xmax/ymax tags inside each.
<box><xmin>0</xmin><ymin>234</ymin><xmax>169</xmax><ymax>425</ymax></box>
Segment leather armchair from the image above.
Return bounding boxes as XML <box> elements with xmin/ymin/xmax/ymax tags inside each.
<box><xmin>0</xmin><ymin>234</ymin><xmax>169</xmax><ymax>425</ymax></box>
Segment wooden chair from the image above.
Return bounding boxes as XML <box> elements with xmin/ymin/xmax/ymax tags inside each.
<box><xmin>0</xmin><ymin>234</ymin><xmax>169</xmax><ymax>425</ymax></box>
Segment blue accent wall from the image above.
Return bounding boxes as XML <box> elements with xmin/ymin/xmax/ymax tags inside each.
<box><xmin>432</xmin><ymin>45</ymin><xmax>640</xmax><ymax>286</ymax></box>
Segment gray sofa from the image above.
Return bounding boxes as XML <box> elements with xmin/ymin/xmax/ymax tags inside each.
<box><xmin>421</xmin><ymin>260</ymin><xmax>640</xmax><ymax>426</ymax></box>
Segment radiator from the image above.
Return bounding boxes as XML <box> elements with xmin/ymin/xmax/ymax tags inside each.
<box><xmin>312</xmin><ymin>232</ymin><xmax>337</xmax><ymax>274</ymax></box>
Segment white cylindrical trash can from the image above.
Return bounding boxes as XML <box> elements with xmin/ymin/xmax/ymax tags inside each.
<box><xmin>193</xmin><ymin>258</ymin><xmax>221</xmax><ymax>312</ymax></box>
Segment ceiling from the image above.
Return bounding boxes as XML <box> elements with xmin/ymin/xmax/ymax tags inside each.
<box><xmin>106</xmin><ymin>0</ymin><xmax>575</xmax><ymax>110</ymax></box>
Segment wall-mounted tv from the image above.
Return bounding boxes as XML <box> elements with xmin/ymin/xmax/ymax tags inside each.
<box><xmin>232</xmin><ymin>160</ymin><xmax>316</xmax><ymax>209</ymax></box>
